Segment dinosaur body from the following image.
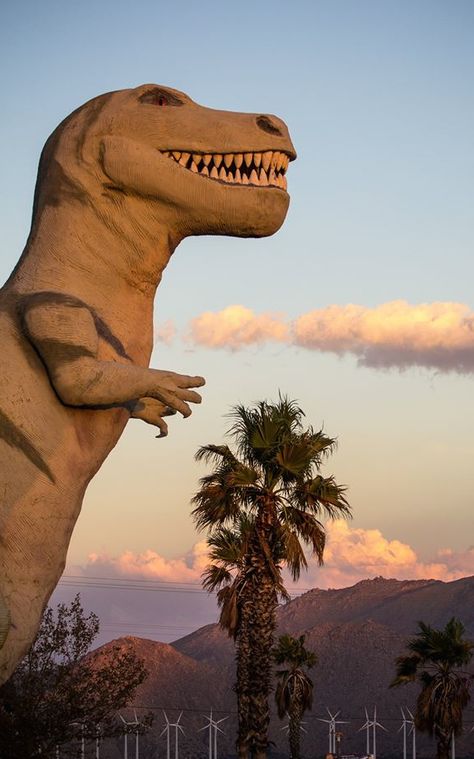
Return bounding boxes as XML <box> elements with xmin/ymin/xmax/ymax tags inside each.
<box><xmin>0</xmin><ymin>84</ymin><xmax>295</xmax><ymax>683</ymax></box>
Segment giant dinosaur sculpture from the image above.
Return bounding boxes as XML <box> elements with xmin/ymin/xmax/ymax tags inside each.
<box><xmin>0</xmin><ymin>84</ymin><xmax>296</xmax><ymax>684</ymax></box>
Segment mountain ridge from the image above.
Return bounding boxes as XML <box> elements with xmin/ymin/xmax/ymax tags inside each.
<box><xmin>95</xmin><ymin>575</ymin><xmax>474</xmax><ymax>757</ymax></box>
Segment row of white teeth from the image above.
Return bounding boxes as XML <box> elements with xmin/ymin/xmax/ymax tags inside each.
<box><xmin>161</xmin><ymin>149</ymin><xmax>289</xmax><ymax>189</ymax></box>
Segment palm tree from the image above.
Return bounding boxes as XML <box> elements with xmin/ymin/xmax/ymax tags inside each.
<box><xmin>391</xmin><ymin>617</ymin><xmax>474</xmax><ymax>759</ymax></box>
<box><xmin>201</xmin><ymin>518</ymin><xmax>262</xmax><ymax>758</ymax></box>
<box><xmin>273</xmin><ymin>634</ymin><xmax>317</xmax><ymax>759</ymax></box>
<box><xmin>192</xmin><ymin>397</ymin><xmax>350</xmax><ymax>758</ymax></box>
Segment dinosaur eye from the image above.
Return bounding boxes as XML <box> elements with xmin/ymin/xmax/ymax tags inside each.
<box><xmin>139</xmin><ymin>89</ymin><xmax>184</xmax><ymax>107</ymax></box>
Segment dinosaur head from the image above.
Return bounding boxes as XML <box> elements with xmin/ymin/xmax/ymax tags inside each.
<box><xmin>33</xmin><ymin>84</ymin><xmax>296</xmax><ymax>241</ymax></box>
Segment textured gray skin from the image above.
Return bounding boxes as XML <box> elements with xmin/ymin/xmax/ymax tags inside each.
<box><xmin>0</xmin><ymin>84</ymin><xmax>295</xmax><ymax>684</ymax></box>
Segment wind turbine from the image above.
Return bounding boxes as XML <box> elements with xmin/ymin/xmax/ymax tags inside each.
<box><xmin>199</xmin><ymin>709</ymin><xmax>228</xmax><ymax>759</ymax></box>
<box><xmin>120</xmin><ymin>710</ymin><xmax>145</xmax><ymax>759</ymax></box>
<box><xmin>161</xmin><ymin>710</ymin><xmax>185</xmax><ymax>759</ymax></box>
<box><xmin>318</xmin><ymin>708</ymin><xmax>350</xmax><ymax>753</ymax></box>
<box><xmin>358</xmin><ymin>707</ymin><xmax>387</xmax><ymax>759</ymax></box>
<box><xmin>281</xmin><ymin>717</ymin><xmax>307</xmax><ymax>735</ymax></box>
<box><xmin>399</xmin><ymin>708</ymin><xmax>416</xmax><ymax>759</ymax></box>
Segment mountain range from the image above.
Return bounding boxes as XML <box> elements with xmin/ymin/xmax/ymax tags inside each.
<box><xmin>97</xmin><ymin>575</ymin><xmax>474</xmax><ymax>758</ymax></box>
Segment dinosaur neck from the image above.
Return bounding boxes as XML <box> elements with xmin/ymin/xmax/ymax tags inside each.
<box><xmin>10</xmin><ymin>198</ymin><xmax>180</xmax><ymax>309</ymax></box>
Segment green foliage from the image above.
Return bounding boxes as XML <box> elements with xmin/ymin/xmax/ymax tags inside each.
<box><xmin>0</xmin><ymin>595</ymin><xmax>149</xmax><ymax>759</ymax></box>
<box><xmin>391</xmin><ymin>617</ymin><xmax>474</xmax><ymax>758</ymax></box>
<box><xmin>193</xmin><ymin>395</ymin><xmax>350</xmax><ymax>586</ymax></box>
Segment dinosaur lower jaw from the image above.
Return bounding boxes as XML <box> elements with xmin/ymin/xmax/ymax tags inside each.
<box><xmin>160</xmin><ymin>150</ymin><xmax>289</xmax><ymax>190</ymax></box>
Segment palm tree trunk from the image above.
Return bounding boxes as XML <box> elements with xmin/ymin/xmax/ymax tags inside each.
<box><xmin>247</xmin><ymin>567</ymin><xmax>278</xmax><ymax>758</ymax></box>
<box><xmin>435</xmin><ymin>733</ymin><xmax>450</xmax><ymax>759</ymax></box>
<box><xmin>235</xmin><ymin>586</ymin><xmax>253</xmax><ymax>759</ymax></box>
<box><xmin>288</xmin><ymin>683</ymin><xmax>304</xmax><ymax>758</ymax></box>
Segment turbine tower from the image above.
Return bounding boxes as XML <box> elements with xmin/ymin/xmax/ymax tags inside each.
<box><xmin>358</xmin><ymin>706</ymin><xmax>387</xmax><ymax>759</ymax></box>
<box><xmin>318</xmin><ymin>708</ymin><xmax>349</xmax><ymax>754</ymax></box>
<box><xmin>199</xmin><ymin>709</ymin><xmax>228</xmax><ymax>759</ymax></box>
<box><xmin>120</xmin><ymin>710</ymin><xmax>145</xmax><ymax>759</ymax></box>
<box><xmin>161</xmin><ymin>710</ymin><xmax>185</xmax><ymax>759</ymax></box>
<box><xmin>399</xmin><ymin>708</ymin><xmax>416</xmax><ymax>759</ymax></box>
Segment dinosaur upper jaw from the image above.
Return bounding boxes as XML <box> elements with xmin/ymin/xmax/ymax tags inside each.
<box><xmin>161</xmin><ymin>149</ymin><xmax>290</xmax><ymax>191</ymax></box>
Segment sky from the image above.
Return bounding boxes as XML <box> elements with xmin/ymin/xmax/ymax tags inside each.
<box><xmin>1</xmin><ymin>0</ymin><xmax>474</xmax><ymax>644</ymax></box>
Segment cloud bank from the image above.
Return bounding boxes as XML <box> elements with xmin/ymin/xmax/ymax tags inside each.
<box><xmin>58</xmin><ymin>525</ymin><xmax>473</xmax><ymax>645</ymax></box>
<box><xmin>186</xmin><ymin>301</ymin><xmax>474</xmax><ymax>373</ymax></box>
<box><xmin>71</xmin><ymin>522</ymin><xmax>474</xmax><ymax>591</ymax></box>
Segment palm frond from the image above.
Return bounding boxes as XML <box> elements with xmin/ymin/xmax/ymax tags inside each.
<box><xmin>293</xmin><ymin>475</ymin><xmax>351</xmax><ymax>520</ymax></box>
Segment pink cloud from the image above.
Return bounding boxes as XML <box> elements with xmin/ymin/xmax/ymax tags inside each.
<box><xmin>182</xmin><ymin>301</ymin><xmax>474</xmax><ymax>373</ymax></box>
<box><xmin>188</xmin><ymin>305</ymin><xmax>288</xmax><ymax>350</ymax></box>
<box><xmin>293</xmin><ymin>300</ymin><xmax>474</xmax><ymax>372</ymax></box>
<box><xmin>302</xmin><ymin>520</ymin><xmax>474</xmax><ymax>589</ymax></box>
<box><xmin>57</xmin><ymin>529</ymin><xmax>473</xmax><ymax>646</ymax></box>
<box><xmin>68</xmin><ymin>524</ymin><xmax>474</xmax><ymax>593</ymax></box>
<box><xmin>85</xmin><ymin>541</ymin><xmax>209</xmax><ymax>583</ymax></box>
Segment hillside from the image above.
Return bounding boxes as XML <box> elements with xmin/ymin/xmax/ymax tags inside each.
<box><xmin>95</xmin><ymin>576</ymin><xmax>474</xmax><ymax>757</ymax></box>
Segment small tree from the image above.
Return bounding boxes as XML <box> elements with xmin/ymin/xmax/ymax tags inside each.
<box><xmin>391</xmin><ymin>617</ymin><xmax>474</xmax><ymax>759</ymax></box>
<box><xmin>273</xmin><ymin>634</ymin><xmax>317</xmax><ymax>759</ymax></box>
<box><xmin>0</xmin><ymin>594</ymin><xmax>149</xmax><ymax>758</ymax></box>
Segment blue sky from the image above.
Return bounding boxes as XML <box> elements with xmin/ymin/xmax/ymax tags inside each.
<box><xmin>2</xmin><ymin>0</ymin><xmax>474</xmax><ymax>640</ymax></box>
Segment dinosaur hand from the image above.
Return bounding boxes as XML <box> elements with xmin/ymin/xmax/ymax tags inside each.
<box><xmin>130</xmin><ymin>397</ymin><xmax>178</xmax><ymax>437</ymax></box>
<box><xmin>149</xmin><ymin>370</ymin><xmax>205</xmax><ymax>418</ymax></box>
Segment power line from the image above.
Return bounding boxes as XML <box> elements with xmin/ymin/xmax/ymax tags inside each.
<box><xmin>59</xmin><ymin>574</ymin><xmax>308</xmax><ymax>597</ymax></box>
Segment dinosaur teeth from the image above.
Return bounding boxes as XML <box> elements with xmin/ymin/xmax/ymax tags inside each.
<box><xmin>262</xmin><ymin>151</ymin><xmax>272</xmax><ymax>172</ymax></box>
<box><xmin>160</xmin><ymin>148</ymin><xmax>290</xmax><ymax>190</ymax></box>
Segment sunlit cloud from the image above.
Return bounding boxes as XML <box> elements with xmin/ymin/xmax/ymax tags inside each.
<box><xmin>183</xmin><ymin>301</ymin><xmax>474</xmax><ymax>373</ymax></box>
<box><xmin>303</xmin><ymin>520</ymin><xmax>474</xmax><ymax>589</ymax></box>
<box><xmin>293</xmin><ymin>300</ymin><xmax>474</xmax><ymax>372</ymax></box>
<box><xmin>85</xmin><ymin>541</ymin><xmax>209</xmax><ymax>583</ymax></box>
<box><xmin>75</xmin><ymin>525</ymin><xmax>473</xmax><ymax>590</ymax></box>
<box><xmin>188</xmin><ymin>305</ymin><xmax>288</xmax><ymax>350</ymax></box>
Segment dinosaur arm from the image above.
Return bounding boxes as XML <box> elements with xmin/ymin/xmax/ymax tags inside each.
<box><xmin>22</xmin><ymin>302</ymin><xmax>204</xmax><ymax>417</ymax></box>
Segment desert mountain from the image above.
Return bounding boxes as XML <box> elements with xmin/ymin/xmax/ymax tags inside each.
<box><xmin>97</xmin><ymin>576</ymin><xmax>474</xmax><ymax>758</ymax></box>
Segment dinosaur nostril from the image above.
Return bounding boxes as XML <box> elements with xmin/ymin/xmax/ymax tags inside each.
<box><xmin>256</xmin><ymin>115</ymin><xmax>282</xmax><ymax>136</ymax></box>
